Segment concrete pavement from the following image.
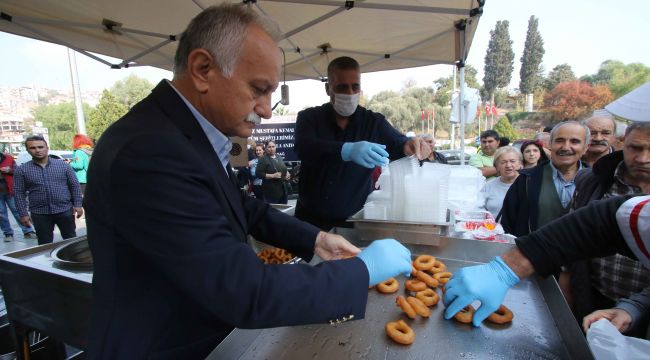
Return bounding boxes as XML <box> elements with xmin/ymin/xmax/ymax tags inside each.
<box><xmin>0</xmin><ymin>214</ymin><xmax>87</xmax><ymax>255</ymax></box>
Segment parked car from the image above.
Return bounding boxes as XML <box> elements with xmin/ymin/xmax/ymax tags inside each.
<box><xmin>439</xmin><ymin>150</ymin><xmax>471</xmax><ymax>165</ymax></box>
<box><xmin>15</xmin><ymin>150</ymin><xmax>74</xmax><ymax>166</ymax></box>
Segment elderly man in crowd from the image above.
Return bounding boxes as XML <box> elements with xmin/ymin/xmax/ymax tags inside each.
<box><xmin>581</xmin><ymin>114</ymin><xmax>617</xmax><ymax>166</ymax></box>
<box><xmin>567</xmin><ymin>121</ymin><xmax>650</xmax><ymax>336</ymax></box>
<box><xmin>501</xmin><ymin>121</ymin><xmax>589</xmax><ymax>237</ymax></box>
<box><xmin>294</xmin><ymin>56</ymin><xmax>431</xmax><ymax>231</ymax></box>
<box><xmin>83</xmin><ymin>5</ymin><xmax>411</xmax><ymax>359</ymax></box>
<box><xmin>469</xmin><ymin>129</ymin><xmax>500</xmax><ymax>179</ymax></box>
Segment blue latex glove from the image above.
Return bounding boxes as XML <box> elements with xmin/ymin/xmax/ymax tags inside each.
<box><xmin>443</xmin><ymin>256</ymin><xmax>520</xmax><ymax>327</ymax></box>
<box><xmin>356</xmin><ymin>239</ymin><xmax>412</xmax><ymax>286</ymax></box>
<box><xmin>341</xmin><ymin>141</ymin><xmax>389</xmax><ymax>168</ymax></box>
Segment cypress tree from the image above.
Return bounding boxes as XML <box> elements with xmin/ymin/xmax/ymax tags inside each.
<box><xmin>519</xmin><ymin>16</ymin><xmax>545</xmax><ymax>94</ymax></box>
<box><xmin>483</xmin><ymin>20</ymin><xmax>515</xmax><ymax>105</ymax></box>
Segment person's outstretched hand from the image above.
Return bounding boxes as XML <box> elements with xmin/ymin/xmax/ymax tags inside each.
<box><xmin>583</xmin><ymin>308</ymin><xmax>632</xmax><ymax>333</ymax></box>
<box><xmin>356</xmin><ymin>239</ymin><xmax>411</xmax><ymax>286</ymax></box>
<box><xmin>443</xmin><ymin>256</ymin><xmax>520</xmax><ymax>326</ymax></box>
<box><xmin>341</xmin><ymin>141</ymin><xmax>389</xmax><ymax>168</ymax></box>
<box><xmin>314</xmin><ymin>232</ymin><xmax>361</xmax><ymax>260</ymax></box>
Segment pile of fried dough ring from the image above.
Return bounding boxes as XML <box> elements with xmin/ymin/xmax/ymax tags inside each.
<box><xmin>256</xmin><ymin>247</ymin><xmax>294</xmax><ymax>264</ymax></box>
<box><xmin>379</xmin><ymin>254</ymin><xmax>513</xmax><ymax>346</ymax></box>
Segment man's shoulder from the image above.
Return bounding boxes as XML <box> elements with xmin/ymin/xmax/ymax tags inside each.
<box><xmin>297</xmin><ymin>103</ymin><xmax>331</xmax><ymax>119</ymax></box>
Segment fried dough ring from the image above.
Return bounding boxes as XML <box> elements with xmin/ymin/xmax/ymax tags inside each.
<box><xmin>410</xmin><ymin>264</ymin><xmax>418</xmax><ymax>277</ymax></box>
<box><xmin>415</xmin><ymin>288</ymin><xmax>439</xmax><ymax>307</ymax></box>
<box><xmin>415</xmin><ymin>270</ymin><xmax>439</xmax><ymax>288</ymax></box>
<box><xmin>453</xmin><ymin>305</ymin><xmax>475</xmax><ymax>324</ymax></box>
<box><xmin>413</xmin><ymin>255</ymin><xmax>436</xmax><ymax>271</ymax></box>
<box><xmin>376</xmin><ymin>278</ymin><xmax>400</xmax><ymax>294</ymax></box>
<box><xmin>433</xmin><ymin>271</ymin><xmax>452</xmax><ymax>284</ymax></box>
<box><xmin>430</xmin><ymin>260</ymin><xmax>446</xmax><ymax>274</ymax></box>
<box><xmin>385</xmin><ymin>320</ymin><xmax>415</xmax><ymax>345</ymax></box>
<box><xmin>405</xmin><ymin>279</ymin><xmax>428</xmax><ymax>292</ymax></box>
<box><xmin>487</xmin><ymin>304</ymin><xmax>514</xmax><ymax>324</ymax></box>
<box><xmin>396</xmin><ymin>295</ymin><xmax>416</xmax><ymax>319</ymax></box>
<box><xmin>406</xmin><ymin>296</ymin><xmax>431</xmax><ymax>318</ymax></box>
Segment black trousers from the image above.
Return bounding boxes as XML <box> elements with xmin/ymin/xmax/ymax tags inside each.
<box><xmin>31</xmin><ymin>210</ymin><xmax>77</xmax><ymax>245</ymax></box>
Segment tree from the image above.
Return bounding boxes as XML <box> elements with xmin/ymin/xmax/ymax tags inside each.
<box><xmin>545</xmin><ymin>63</ymin><xmax>576</xmax><ymax>90</ymax></box>
<box><xmin>31</xmin><ymin>102</ymin><xmax>92</xmax><ymax>149</ymax></box>
<box><xmin>110</xmin><ymin>75</ymin><xmax>154</xmax><ymax>108</ymax></box>
<box><xmin>87</xmin><ymin>90</ymin><xmax>128</xmax><ymax>141</ymax></box>
<box><xmin>543</xmin><ymin>81</ymin><xmax>613</xmax><ymax>120</ymax></box>
<box><xmin>581</xmin><ymin>60</ymin><xmax>650</xmax><ymax>98</ymax></box>
<box><xmin>519</xmin><ymin>16</ymin><xmax>545</xmax><ymax>95</ymax></box>
<box><xmin>493</xmin><ymin>116</ymin><xmax>519</xmax><ymax>140</ymax></box>
<box><xmin>433</xmin><ymin>64</ymin><xmax>480</xmax><ymax>107</ymax></box>
<box><xmin>483</xmin><ymin>21</ymin><xmax>514</xmax><ymax>104</ymax></box>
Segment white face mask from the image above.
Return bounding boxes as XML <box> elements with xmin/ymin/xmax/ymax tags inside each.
<box><xmin>332</xmin><ymin>92</ymin><xmax>359</xmax><ymax>117</ymax></box>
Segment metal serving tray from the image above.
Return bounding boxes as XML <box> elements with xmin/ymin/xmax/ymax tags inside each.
<box><xmin>0</xmin><ymin>237</ymin><xmax>92</xmax><ymax>350</ymax></box>
<box><xmin>347</xmin><ymin>209</ymin><xmax>453</xmax><ymax>246</ymax></box>
<box><xmin>207</xmin><ymin>228</ymin><xmax>593</xmax><ymax>360</ymax></box>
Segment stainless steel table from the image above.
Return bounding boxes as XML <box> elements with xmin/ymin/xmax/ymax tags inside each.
<box><xmin>207</xmin><ymin>228</ymin><xmax>593</xmax><ymax>359</ymax></box>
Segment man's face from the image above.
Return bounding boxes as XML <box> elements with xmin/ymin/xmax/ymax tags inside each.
<box><xmin>480</xmin><ymin>136</ymin><xmax>498</xmax><ymax>156</ymax></box>
<box><xmin>326</xmin><ymin>67</ymin><xmax>361</xmax><ymax>101</ymax></box>
<box><xmin>586</xmin><ymin>117</ymin><xmax>616</xmax><ymax>155</ymax></box>
<box><xmin>623</xmin><ymin>129</ymin><xmax>650</xmax><ymax>183</ymax></box>
<box><xmin>550</xmin><ymin>123</ymin><xmax>588</xmax><ymax>168</ymax></box>
<box><xmin>26</xmin><ymin>140</ymin><xmax>48</xmax><ymax>160</ymax></box>
<box><xmin>200</xmin><ymin>24</ymin><xmax>281</xmax><ymax>138</ymax></box>
<box><xmin>266</xmin><ymin>142</ymin><xmax>276</xmax><ymax>156</ymax></box>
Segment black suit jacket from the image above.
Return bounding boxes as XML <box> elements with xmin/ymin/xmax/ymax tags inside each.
<box><xmin>84</xmin><ymin>81</ymin><xmax>369</xmax><ymax>360</ymax></box>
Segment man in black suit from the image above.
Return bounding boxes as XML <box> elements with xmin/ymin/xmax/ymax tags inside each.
<box><xmin>84</xmin><ymin>4</ymin><xmax>411</xmax><ymax>359</ymax></box>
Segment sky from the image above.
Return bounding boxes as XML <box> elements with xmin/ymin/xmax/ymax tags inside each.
<box><xmin>1</xmin><ymin>0</ymin><xmax>649</xmax><ymax>112</ymax></box>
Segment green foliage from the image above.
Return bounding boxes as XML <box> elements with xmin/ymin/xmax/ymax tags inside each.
<box><xmin>110</xmin><ymin>75</ymin><xmax>154</xmax><ymax>108</ymax></box>
<box><xmin>273</xmin><ymin>105</ymin><xmax>290</xmax><ymax>116</ymax></box>
<box><xmin>581</xmin><ymin>60</ymin><xmax>650</xmax><ymax>98</ymax></box>
<box><xmin>87</xmin><ymin>90</ymin><xmax>128</xmax><ymax>141</ymax></box>
<box><xmin>31</xmin><ymin>102</ymin><xmax>92</xmax><ymax>149</ymax></box>
<box><xmin>493</xmin><ymin>116</ymin><xmax>519</xmax><ymax>140</ymax></box>
<box><xmin>433</xmin><ymin>64</ymin><xmax>480</xmax><ymax>106</ymax></box>
<box><xmin>483</xmin><ymin>20</ymin><xmax>515</xmax><ymax>96</ymax></box>
<box><xmin>545</xmin><ymin>64</ymin><xmax>576</xmax><ymax>90</ymax></box>
<box><xmin>519</xmin><ymin>16</ymin><xmax>545</xmax><ymax>94</ymax></box>
<box><xmin>367</xmin><ymin>86</ymin><xmax>448</xmax><ymax>136</ymax></box>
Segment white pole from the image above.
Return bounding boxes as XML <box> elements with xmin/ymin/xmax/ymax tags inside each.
<box><xmin>459</xmin><ymin>65</ymin><xmax>466</xmax><ymax>165</ymax></box>
<box><xmin>67</xmin><ymin>48</ymin><xmax>86</xmax><ymax>135</ymax></box>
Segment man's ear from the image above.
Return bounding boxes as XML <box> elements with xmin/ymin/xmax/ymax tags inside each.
<box><xmin>324</xmin><ymin>82</ymin><xmax>330</xmax><ymax>96</ymax></box>
<box><xmin>186</xmin><ymin>48</ymin><xmax>216</xmax><ymax>93</ymax></box>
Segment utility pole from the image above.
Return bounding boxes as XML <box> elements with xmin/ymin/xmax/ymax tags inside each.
<box><xmin>67</xmin><ymin>48</ymin><xmax>86</xmax><ymax>135</ymax></box>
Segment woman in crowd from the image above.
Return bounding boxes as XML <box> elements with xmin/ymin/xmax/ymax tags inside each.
<box><xmin>520</xmin><ymin>140</ymin><xmax>548</xmax><ymax>169</ymax></box>
<box><xmin>68</xmin><ymin>134</ymin><xmax>93</xmax><ymax>194</ymax></box>
<box><xmin>255</xmin><ymin>141</ymin><xmax>289</xmax><ymax>204</ymax></box>
<box><xmin>248</xmin><ymin>143</ymin><xmax>266</xmax><ymax>200</ymax></box>
<box><xmin>482</xmin><ymin>147</ymin><xmax>523</xmax><ymax>219</ymax></box>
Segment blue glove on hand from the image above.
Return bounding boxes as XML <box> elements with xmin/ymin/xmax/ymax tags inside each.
<box><xmin>341</xmin><ymin>141</ymin><xmax>389</xmax><ymax>168</ymax></box>
<box><xmin>356</xmin><ymin>239</ymin><xmax>412</xmax><ymax>286</ymax></box>
<box><xmin>443</xmin><ymin>256</ymin><xmax>520</xmax><ymax>327</ymax></box>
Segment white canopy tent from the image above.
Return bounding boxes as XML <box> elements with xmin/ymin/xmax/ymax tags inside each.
<box><xmin>0</xmin><ymin>0</ymin><xmax>483</xmax><ymax>156</ymax></box>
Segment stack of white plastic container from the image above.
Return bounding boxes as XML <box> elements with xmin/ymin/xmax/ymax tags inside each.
<box><xmin>363</xmin><ymin>156</ymin><xmax>484</xmax><ymax>223</ymax></box>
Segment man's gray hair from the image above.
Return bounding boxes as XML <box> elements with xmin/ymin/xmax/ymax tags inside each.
<box><xmin>173</xmin><ymin>3</ymin><xmax>282</xmax><ymax>77</ymax></box>
<box><xmin>581</xmin><ymin>114</ymin><xmax>617</xmax><ymax>133</ymax></box>
<box><xmin>625</xmin><ymin>121</ymin><xmax>650</xmax><ymax>136</ymax></box>
<box><xmin>550</xmin><ymin>120</ymin><xmax>591</xmax><ymax>146</ymax></box>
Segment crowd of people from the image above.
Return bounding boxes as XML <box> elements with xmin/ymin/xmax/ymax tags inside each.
<box><xmin>2</xmin><ymin>4</ymin><xmax>648</xmax><ymax>358</ymax></box>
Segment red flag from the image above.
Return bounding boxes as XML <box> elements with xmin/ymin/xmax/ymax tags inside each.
<box><xmin>421</xmin><ymin>110</ymin><xmax>425</xmax><ymax>121</ymax></box>
<box><xmin>431</xmin><ymin>109</ymin><xmax>435</xmax><ymax>122</ymax></box>
<box><xmin>491</xmin><ymin>105</ymin><xmax>498</xmax><ymax>116</ymax></box>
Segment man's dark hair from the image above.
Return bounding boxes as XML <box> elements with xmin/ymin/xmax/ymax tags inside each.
<box><xmin>327</xmin><ymin>56</ymin><xmax>359</xmax><ymax>80</ymax></box>
<box><xmin>499</xmin><ymin>137</ymin><xmax>510</xmax><ymax>147</ymax></box>
<box><xmin>626</xmin><ymin>121</ymin><xmax>650</xmax><ymax>136</ymax></box>
<box><xmin>480</xmin><ymin>130</ymin><xmax>500</xmax><ymax>141</ymax></box>
<box><xmin>542</xmin><ymin>126</ymin><xmax>553</xmax><ymax>133</ymax></box>
<box><xmin>25</xmin><ymin>135</ymin><xmax>48</xmax><ymax>147</ymax></box>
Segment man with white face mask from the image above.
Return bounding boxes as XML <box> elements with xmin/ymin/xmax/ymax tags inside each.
<box><xmin>295</xmin><ymin>56</ymin><xmax>432</xmax><ymax>230</ymax></box>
